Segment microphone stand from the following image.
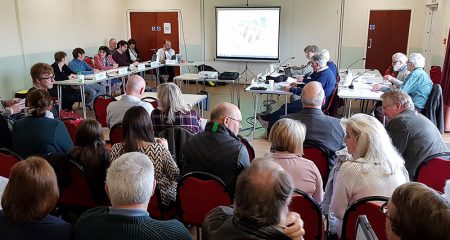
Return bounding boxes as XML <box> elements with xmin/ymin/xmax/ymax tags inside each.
<box><xmin>265</xmin><ymin>56</ymin><xmax>295</xmax><ymax>80</ymax></box>
<box><xmin>345</xmin><ymin>57</ymin><xmax>366</xmax><ymax>74</ymax></box>
<box><xmin>349</xmin><ymin>69</ymin><xmax>373</xmax><ymax>89</ymax></box>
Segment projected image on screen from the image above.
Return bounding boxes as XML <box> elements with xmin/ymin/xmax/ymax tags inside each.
<box><xmin>216</xmin><ymin>7</ymin><xmax>280</xmax><ymax>61</ymax></box>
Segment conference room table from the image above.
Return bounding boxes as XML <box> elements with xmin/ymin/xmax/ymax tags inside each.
<box><xmin>115</xmin><ymin>92</ymin><xmax>208</xmax><ymax>118</ymax></box>
<box><xmin>245</xmin><ymin>81</ymin><xmax>293</xmax><ymax>139</ymax></box>
<box><xmin>337</xmin><ymin>69</ymin><xmax>387</xmax><ymax>117</ymax></box>
<box><xmin>174</xmin><ymin>73</ymin><xmax>241</xmax><ymax>107</ymax></box>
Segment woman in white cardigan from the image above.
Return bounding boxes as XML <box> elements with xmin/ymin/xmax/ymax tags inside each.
<box><xmin>330</xmin><ymin>113</ymin><xmax>409</xmax><ymax>236</ymax></box>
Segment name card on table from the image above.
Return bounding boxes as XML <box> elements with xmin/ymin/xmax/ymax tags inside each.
<box><xmin>118</xmin><ymin>67</ymin><xmax>128</xmax><ymax>75</ymax></box>
<box><xmin>165</xmin><ymin>59</ymin><xmax>177</xmax><ymax>65</ymax></box>
<box><xmin>150</xmin><ymin>61</ymin><xmax>159</xmax><ymax>67</ymax></box>
<box><xmin>137</xmin><ymin>63</ymin><xmax>146</xmax><ymax>71</ymax></box>
<box><xmin>94</xmin><ymin>71</ymin><xmax>107</xmax><ymax>80</ymax></box>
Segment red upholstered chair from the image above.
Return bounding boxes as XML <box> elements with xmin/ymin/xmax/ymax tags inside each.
<box><xmin>414</xmin><ymin>152</ymin><xmax>450</xmax><ymax>193</ymax></box>
<box><xmin>93</xmin><ymin>95</ymin><xmax>115</xmax><ymax>127</ymax></box>
<box><xmin>62</xmin><ymin>118</ymin><xmax>84</xmax><ymax>142</ymax></box>
<box><xmin>177</xmin><ymin>172</ymin><xmax>232</xmax><ymax>239</ymax></box>
<box><xmin>109</xmin><ymin>124</ymin><xmax>123</xmax><ymax>145</ymax></box>
<box><xmin>58</xmin><ymin>160</ymin><xmax>96</xmax><ymax>213</ymax></box>
<box><xmin>289</xmin><ymin>189</ymin><xmax>324</xmax><ymax>240</ymax></box>
<box><xmin>430</xmin><ymin>65</ymin><xmax>442</xmax><ymax>85</ymax></box>
<box><xmin>341</xmin><ymin>196</ymin><xmax>389</xmax><ymax>240</ymax></box>
<box><xmin>147</xmin><ymin>187</ymin><xmax>177</xmax><ymax>220</ymax></box>
<box><xmin>0</xmin><ymin>148</ymin><xmax>22</xmax><ymax>178</ymax></box>
<box><xmin>238</xmin><ymin>135</ymin><xmax>255</xmax><ymax>162</ymax></box>
<box><xmin>142</xmin><ymin>96</ymin><xmax>158</xmax><ymax>109</ymax></box>
<box><xmin>303</xmin><ymin>142</ymin><xmax>331</xmax><ymax>187</ymax></box>
<box><xmin>323</xmin><ymin>84</ymin><xmax>339</xmax><ymax>117</ymax></box>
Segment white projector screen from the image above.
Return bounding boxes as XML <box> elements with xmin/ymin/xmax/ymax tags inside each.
<box><xmin>216</xmin><ymin>7</ymin><xmax>281</xmax><ymax>62</ymax></box>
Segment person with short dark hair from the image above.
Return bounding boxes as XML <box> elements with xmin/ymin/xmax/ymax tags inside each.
<box><xmin>70</xmin><ymin>119</ymin><xmax>110</xmax><ymax>204</ymax></box>
<box><xmin>0</xmin><ymin>156</ymin><xmax>72</xmax><ymax>240</ymax></box>
<box><xmin>384</xmin><ymin>182</ymin><xmax>450</xmax><ymax>240</ymax></box>
<box><xmin>94</xmin><ymin>46</ymin><xmax>121</xmax><ymax>95</ymax></box>
<box><xmin>112</xmin><ymin>40</ymin><xmax>138</xmax><ymax>67</ymax></box>
<box><xmin>73</xmin><ymin>152</ymin><xmax>191</xmax><ymax>240</ymax></box>
<box><xmin>203</xmin><ymin>158</ymin><xmax>305</xmax><ymax>240</ymax></box>
<box><xmin>127</xmin><ymin>38</ymin><xmax>140</xmax><ymax>62</ymax></box>
<box><xmin>110</xmin><ymin>106</ymin><xmax>178</xmax><ymax>206</ymax></box>
<box><xmin>50</xmin><ymin>51</ymin><xmax>80</xmax><ymax>110</ymax></box>
<box><xmin>12</xmin><ymin>89</ymin><xmax>73</xmax><ymax>158</ymax></box>
<box><xmin>182</xmin><ymin>102</ymin><xmax>250</xmax><ymax>192</ymax></box>
<box><xmin>68</xmin><ymin>47</ymin><xmax>106</xmax><ymax>108</ymax></box>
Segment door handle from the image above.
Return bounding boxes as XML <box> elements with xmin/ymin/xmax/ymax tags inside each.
<box><xmin>368</xmin><ymin>39</ymin><xmax>372</xmax><ymax>49</ymax></box>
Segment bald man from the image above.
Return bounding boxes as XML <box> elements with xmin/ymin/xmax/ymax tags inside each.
<box><xmin>106</xmin><ymin>75</ymin><xmax>154</xmax><ymax>127</ymax></box>
<box><xmin>282</xmin><ymin>81</ymin><xmax>345</xmax><ymax>168</ymax></box>
<box><xmin>181</xmin><ymin>102</ymin><xmax>250</xmax><ymax>192</ymax></box>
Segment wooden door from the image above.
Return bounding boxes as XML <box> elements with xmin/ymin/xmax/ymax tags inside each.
<box><xmin>365</xmin><ymin>10</ymin><xmax>411</xmax><ymax>73</ymax></box>
<box><xmin>129</xmin><ymin>12</ymin><xmax>179</xmax><ymax>63</ymax></box>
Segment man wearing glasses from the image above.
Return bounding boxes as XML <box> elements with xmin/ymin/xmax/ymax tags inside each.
<box><xmin>181</xmin><ymin>102</ymin><xmax>250</xmax><ymax>193</ymax></box>
<box><xmin>26</xmin><ymin>63</ymin><xmax>59</xmax><ymax>118</ymax></box>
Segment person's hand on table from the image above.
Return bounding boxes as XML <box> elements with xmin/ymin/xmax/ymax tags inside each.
<box><xmin>69</xmin><ymin>74</ymin><xmax>77</xmax><ymax>79</ymax></box>
<box><xmin>93</xmin><ymin>69</ymin><xmax>100</xmax><ymax>74</ymax></box>
<box><xmin>281</xmin><ymin>212</ymin><xmax>305</xmax><ymax>240</ymax></box>
<box><xmin>371</xmin><ymin>83</ymin><xmax>383</xmax><ymax>91</ymax></box>
<box><xmin>296</xmin><ymin>76</ymin><xmax>304</xmax><ymax>82</ymax></box>
<box><xmin>383</xmin><ymin>75</ymin><xmax>393</xmax><ymax>82</ymax></box>
<box><xmin>113</xmin><ymin>63</ymin><xmax>119</xmax><ymax>68</ymax></box>
<box><xmin>284</xmin><ymin>85</ymin><xmax>293</xmax><ymax>91</ymax></box>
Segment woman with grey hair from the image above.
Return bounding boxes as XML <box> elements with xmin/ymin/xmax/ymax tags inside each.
<box><xmin>330</xmin><ymin>113</ymin><xmax>408</xmax><ymax>236</ymax></box>
<box><xmin>373</xmin><ymin>52</ymin><xmax>410</xmax><ymax>91</ymax></box>
<box><xmin>151</xmin><ymin>83</ymin><xmax>201</xmax><ymax>134</ymax></box>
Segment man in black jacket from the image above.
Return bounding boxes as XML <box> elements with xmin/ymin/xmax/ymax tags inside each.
<box><xmin>181</xmin><ymin>102</ymin><xmax>250</xmax><ymax>193</ymax></box>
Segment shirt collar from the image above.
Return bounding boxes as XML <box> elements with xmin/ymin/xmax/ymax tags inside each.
<box><xmin>109</xmin><ymin>207</ymin><xmax>149</xmax><ymax>217</ymax></box>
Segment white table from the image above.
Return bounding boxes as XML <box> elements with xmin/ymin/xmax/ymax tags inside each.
<box><xmin>115</xmin><ymin>92</ymin><xmax>208</xmax><ymax>117</ymax></box>
<box><xmin>164</xmin><ymin>61</ymin><xmax>205</xmax><ymax>67</ymax></box>
<box><xmin>174</xmin><ymin>73</ymin><xmax>241</xmax><ymax>107</ymax></box>
<box><xmin>338</xmin><ymin>69</ymin><xmax>387</xmax><ymax>117</ymax></box>
<box><xmin>245</xmin><ymin>83</ymin><xmax>293</xmax><ymax>139</ymax></box>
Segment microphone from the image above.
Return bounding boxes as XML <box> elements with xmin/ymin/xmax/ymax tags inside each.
<box><xmin>266</xmin><ymin>56</ymin><xmax>295</xmax><ymax>81</ymax></box>
<box><xmin>345</xmin><ymin>57</ymin><xmax>366</xmax><ymax>74</ymax></box>
<box><xmin>349</xmin><ymin>69</ymin><xmax>374</xmax><ymax>89</ymax></box>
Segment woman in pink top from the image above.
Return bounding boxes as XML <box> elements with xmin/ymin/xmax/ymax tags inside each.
<box><xmin>93</xmin><ymin>46</ymin><xmax>121</xmax><ymax>95</ymax></box>
<box><xmin>267</xmin><ymin>118</ymin><xmax>323</xmax><ymax>202</ymax></box>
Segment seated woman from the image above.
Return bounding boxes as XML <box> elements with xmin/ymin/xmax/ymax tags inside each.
<box><xmin>127</xmin><ymin>39</ymin><xmax>140</xmax><ymax>62</ymax></box>
<box><xmin>50</xmin><ymin>51</ymin><xmax>80</xmax><ymax>111</ymax></box>
<box><xmin>267</xmin><ymin>118</ymin><xmax>323</xmax><ymax>202</ymax></box>
<box><xmin>110</xmin><ymin>106</ymin><xmax>179</xmax><ymax>206</ymax></box>
<box><xmin>93</xmin><ymin>46</ymin><xmax>121</xmax><ymax>95</ymax></box>
<box><xmin>330</xmin><ymin>113</ymin><xmax>408</xmax><ymax>236</ymax></box>
<box><xmin>0</xmin><ymin>156</ymin><xmax>72</xmax><ymax>239</ymax></box>
<box><xmin>12</xmin><ymin>89</ymin><xmax>73</xmax><ymax>158</ymax></box>
<box><xmin>151</xmin><ymin>83</ymin><xmax>201</xmax><ymax>134</ymax></box>
<box><xmin>69</xmin><ymin>119</ymin><xmax>110</xmax><ymax>205</ymax></box>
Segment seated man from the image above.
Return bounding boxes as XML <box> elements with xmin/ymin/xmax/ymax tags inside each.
<box><xmin>283</xmin><ymin>81</ymin><xmax>345</xmax><ymax>168</ymax></box>
<box><xmin>73</xmin><ymin>152</ymin><xmax>192</xmax><ymax>240</ymax></box>
<box><xmin>385</xmin><ymin>182</ymin><xmax>450</xmax><ymax>240</ymax></box>
<box><xmin>258</xmin><ymin>53</ymin><xmax>336</xmax><ymax>133</ymax></box>
<box><xmin>112</xmin><ymin>40</ymin><xmax>138</xmax><ymax>67</ymax></box>
<box><xmin>319</xmin><ymin>49</ymin><xmax>337</xmax><ymax>77</ymax></box>
<box><xmin>203</xmin><ymin>158</ymin><xmax>305</xmax><ymax>240</ymax></box>
<box><xmin>157</xmin><ymin>40</ymin><xmax>176</xmax><ymax>82</ymax></box>
<box><xmin>181</xmin><ymin>102</ymin><xmax>250</xmax><ymax>192</ymax></box>
<box><xmin>106</xmin><ymin>75</ymin><xmax>154</xmax><ymax>127</ymax></box>
<box><xmin>68</xmin><ymin>48</ymin><xmax>106</xmax><ymax>108</ymax></box>
<box><xmin>381</xmin><ymin>90</ymin><xmax>448</xmax><ymax>178</ymax></box>
<box><xmin>107</xmin><ymin>38</ymin><xmax>117</xmax><ymax>55</ymax></box>
<box><xmin>290</xmin><ymin>45</ymin><xmax>319</xmax><ymax>77</ymax></box>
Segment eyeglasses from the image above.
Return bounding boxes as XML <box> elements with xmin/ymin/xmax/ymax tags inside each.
<box><xmin>380</xmin><ymin>202</ymin><xmax>391</xmax><ymax>219</ymax></box>
<box><xmin>227</xmin><ymin>116</ymin><xmax>242</xmax><ymax>126</ymax></box>
<box><xmin>40</xmin><ymin>75</ymin><xmax>55</xmax><ymax>80</ymax></box>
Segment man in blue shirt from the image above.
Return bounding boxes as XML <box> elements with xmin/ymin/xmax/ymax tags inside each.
<box><xmin>68</xmin><ymin>48</ymin><xmax>106</xmax><ymax>108</ymax></box>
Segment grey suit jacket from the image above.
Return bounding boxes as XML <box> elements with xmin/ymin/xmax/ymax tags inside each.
<box><xmin>387</xmin><ymin>109</ymin><xmax>448</xmax><ymax>179</ymax></box>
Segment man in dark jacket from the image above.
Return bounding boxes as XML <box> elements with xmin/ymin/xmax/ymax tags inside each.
<box><xmin>181</xmin><ymin>102</ymin><xmax>250</xmax><ymax>192</ymax></box>
<box><xmin>381</xmin><ymin>90</ymin><xmax>448</xmax><ymax>179</ymax></box>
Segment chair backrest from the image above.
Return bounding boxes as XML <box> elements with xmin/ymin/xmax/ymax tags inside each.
<box><xmin>93</xmin><ymin>95</ymin><xmax>115</xmax><ymax>127</ymax></box>
<box><xmin>414</xmin><ymin>152</ymin><xmax>450</xmax><ymax>193</ymax></box>
<box><xmin>177</xmin><ymin>171</ymin><xmax>232</xmax><ymax>226</ymax></box>
<box><xmin>341</xmin><ymin>196</ymin><xmax>389</xmax><ymax>240</ymax></box>
<box><xmin>289</xmin><ymin>189</ymin><xmax>324</xmax><ymax>240</ymax></box>
<box><xmin>109</xmin><ymin>124</ymin><xmax>123</xmax><ymax>145</ymax></box>
<box><xmin>430</xmin><ymin>65</ymin><xmax>442</xmax><ymax>85</ymax></box>
<box><xmin>0</xmin><ymin>114</ymin><xmax>12</xmax><ymax>149</ymax></box>
<box><xmin>142</xmin><ymin>96</ymin><xmax>158</xmax><ymax>109</ymax></box>
<box><xmin>238</xmin><ymin>135</ymin><xmax>255</xmax><ymax>162</ymax></box>
<box><xmin>323</xmin><ymin>84</ymin><xmax>339</xmax><ymax>116</ymax></box>
<box><xmin>58</xmin><ymin>159</ymin><xmax>96</xmax><ymax>209</ymax></box>
<box><xmin>303</xmin><ymin>142</ymin><xmax>330</xmax><ymax>187</ymax></box>
<box><xmin>158</xmin><ymin>127</ymin><xmax>194</xmax><ymax>166</ymax></box>
<box><xmin>0</xmin><ymin>148</ymin><xmax>22</xmax><ymax>178</ymax></box>
<box><xmin>62</xmin><ymin>118</ymin><xmax>84</xmax><ymax>143</ymax></box>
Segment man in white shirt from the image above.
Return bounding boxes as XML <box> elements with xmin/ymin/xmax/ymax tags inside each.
<box><xmin>156</xmin><ymin>40</ymin><xmax>176</xmax><ymax>82</ymax></box>
<box><xmin>106</xmin><ymin>75</ymin><xmax>154</xmax><ymax>127</ymax></box>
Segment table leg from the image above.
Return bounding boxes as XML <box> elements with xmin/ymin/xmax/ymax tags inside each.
<box><xmin>347</xmin><ymin>99</ymin><xmax>352</xmax><ymax>117</ymax></box>
<box><xmin>108</xmin><ymin>79</ymin><xmax>112</xmax><ymax>95</ymax></box>
<box><xmin>284</xmin><ymin>95</ymin><xmax>288</xmax><ymax>115</ymax></box>
<box><xmin>57</xmin><ymin>85</ymin><xmax>62</xmax><ymax>113</ymax></box>
<box><xmin>80</xmin><ymin>85</ymin><xmax>86</xmax><ymax>119</ymax></box>
<box><xmin>237</xmin><ymin>83</ymin><xmax>241</xmax><ymax>109</ymax></box>
<box><xmin>252</xmin><ymin>94</ymin><xmax>259</xmax><ymax>139</ymax></box>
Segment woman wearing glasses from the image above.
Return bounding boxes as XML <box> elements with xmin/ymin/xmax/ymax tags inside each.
<box><xmin>330</xmin><ymin>114</ymin><xmax>408</xmax><ymax>237</ymax></box>
<box><xmin>151</xmin><ymin>83</ymin><xmax>201</xmax><ymax>134</ymax></box>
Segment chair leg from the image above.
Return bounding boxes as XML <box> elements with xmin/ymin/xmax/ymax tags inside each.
<box><xmin>197</xmin><ymin>226</ymin><xmax>201</xmax><ymax>240</ymax></box>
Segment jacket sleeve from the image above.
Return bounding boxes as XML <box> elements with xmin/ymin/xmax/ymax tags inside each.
<box><xmin>387</xmin><ymin>119</ymin><xmax>409</xmax><ymax>155</ymax></box>
<box><xmin>237</xmin><ymin>145</ymin><xmax>251</xmax><ymax>169</ymax></box>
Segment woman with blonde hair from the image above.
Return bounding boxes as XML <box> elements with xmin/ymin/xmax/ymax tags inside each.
<box><xmin>330</xmin><ymin>113</ymin><xmax>408</xmax><ymax>236</ymax></box>
<box><xmin>267</xmin><ymin>118</ymin><xmax>323</xmax><ymax>202</ymax></box>
<box><xmin>151</xmin><ymin>82</ymin><xmax>201</xmax><ymax>134</ymax></box>
<box><xmin>0</xmin><ymin>156</ymin><xmax>71</xmax><ymax>239</ymax></box>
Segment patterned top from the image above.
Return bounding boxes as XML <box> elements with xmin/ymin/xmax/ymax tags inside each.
<box><xmin>151</xmin><ymin>109</ymin><xmax>201</xmax><ymax>135</ymax></box>
<box><xmin>110</xmin><ymin>142</ymin><xmax>179</xmax><ymax>206</ymax></box>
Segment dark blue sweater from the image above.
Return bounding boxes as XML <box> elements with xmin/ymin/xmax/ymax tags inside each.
<box><xmin>290</xmin><ymin>67</ymin><xmax>336</xmax><ymax>98</ymax></box>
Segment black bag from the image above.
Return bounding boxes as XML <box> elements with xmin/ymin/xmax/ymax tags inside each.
<box><xmin>219</xmin><ymin>72</ymin><xmax>239</xmax><ymax>80</ymax></box>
